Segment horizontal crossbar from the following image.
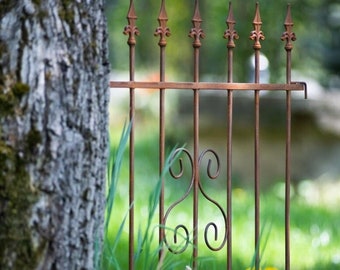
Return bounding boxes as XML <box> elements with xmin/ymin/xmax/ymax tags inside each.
<box><xmin>110</xmin><ymin>81</ymin><xmax>306</xmax><ymax>92</ymax></box>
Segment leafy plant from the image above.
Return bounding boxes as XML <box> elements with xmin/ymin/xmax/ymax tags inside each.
<box><xmin>99</xmin><ymin>121</ymin><xmax>190</xmax><ymax>269</ymax></box>
<box><xmin>133</xmin><ymin>145</ymin><xmax>191</xmax><ymax>269</ymax></box>
<box><xmin>97</xmin><ymin>123</ymin><xmax>340</xmax><ymax>269</ymax></box>
<box><xmin>99</xmin><ymin>121</ymin><xmax>131</xmax><ymax>270</ymax></box>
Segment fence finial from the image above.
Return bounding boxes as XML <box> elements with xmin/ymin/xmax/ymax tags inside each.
<box><xmin>123</xmin><ymin>0</ymin><xmax>140</xmax><ymax>45</ymax></box>
<box><xmin>224</xmin><ymin>2</ymin><xmax>239</xmax><ymax>48</ymax></box>
<box><xmin>249</xmin><ymin>2</ymin><xmax>265</xmax><ymax>49</ymax></box>
<box><xmin>281</xmin><ymin>4</ymin><xmax>296</xmax><ymax>51</ymax></box>
<box><xmin>189</xmin><ymin>0</ymin><xmax>205</xmax><ymax>48</ymax></box>
<box><xmin>155</xmin><ymin>0</ymin><xmax>171</xmax><ymax>47</ymax></box>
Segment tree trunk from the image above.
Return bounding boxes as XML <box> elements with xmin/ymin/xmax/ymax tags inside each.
<box><xmin>0</xmin><ymin>1</ymin><xmax>109</xmax><ymax>269</ymax></box>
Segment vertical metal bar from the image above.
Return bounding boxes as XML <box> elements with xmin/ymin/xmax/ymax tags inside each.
<box><xmin>123</xmin><ymin>2</ymin><xmax>139</xmax><ymax>269</ymax></box>
<box><xmin>193</xmin><ymin>86</ymin><xmax>199</xmax><ymax>270</ymax></box>
<box><xmin>189</xmin><ymin>1</ymin><xmax>205</xmax><ymax>268</ymax></box>
<box><xmin>154</xmin><ymin>0</ymin><xmax>171</xmax><ymax>263</ymax></box>
<box><xmin>224</xmin><ymin>3</ymin><xmax>239</xmax><ymax>269</ymax></box>
<box><xmin>249</xmin><ymin>3</ymin><xmax>265</xmax><ymax>269</ymax></box>
<box><xmin>281</xmin><ymin>5</ymin><xmax>296</xmax><ymax>270</ymax></box>
<box><xmin>285</xmin><ymin>74</ymin><xmax>292</xmax><ymax>270</ymax></box>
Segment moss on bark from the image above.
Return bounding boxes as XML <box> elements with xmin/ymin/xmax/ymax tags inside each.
<box><xmin>0</xmin><ymin>137</ymin><xmax>43</xmax><ymax>269</ymax></box>
<box><xmin>0</xmin><ymin>77</ymin><xmax>42</xmax><ymax>268</ymax></box>
<box><xmin>0</xmin><ymin>81</ymin><xmax>29</xmax><ymax>116</ymax></box>
<box><xmin>59</xmin><ymin>0</ymin><xmax>75</xmax><ymax>30</ymax></box>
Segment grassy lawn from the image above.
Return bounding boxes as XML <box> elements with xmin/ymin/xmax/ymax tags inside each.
<box><xmin>103</xmin><ymin>124</ymin><xmax>340</xmax><ymax>269</ymax></box>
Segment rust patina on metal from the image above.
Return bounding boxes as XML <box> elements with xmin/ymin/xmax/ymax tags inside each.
<box><xmin>110</xmin><ymin>1</ymin><xmax>307</xmax><ymax>270</ymax></box>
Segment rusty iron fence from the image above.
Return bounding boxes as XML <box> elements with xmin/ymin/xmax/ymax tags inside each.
<box><xmin>109</xmin><ymin>1</ymin><xmax>307</xmax><ymax>269</ymax></box>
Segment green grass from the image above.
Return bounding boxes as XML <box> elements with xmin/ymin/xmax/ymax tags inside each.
<box><xmin>101</xmin><ymin>126</ymin><xmax>340</xmax><ymax>270</ymax></box>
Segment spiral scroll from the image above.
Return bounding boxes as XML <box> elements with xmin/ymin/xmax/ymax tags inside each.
<box><xmin>199</xmin><ymin>149</ymin><xmax>227</xmax><ymax>251</ymax></box>
<box><xmin>163</xmin><ymin>147</ymin><xmax>227</xmax><ymax>253</ymax></box>
<box><xmin>163</xmin><ymin>148</ymin><xmax>193</xmax><ymax>253</ymax></box>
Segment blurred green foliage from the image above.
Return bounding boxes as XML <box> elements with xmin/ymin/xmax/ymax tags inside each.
<box><xmin>106</xmin><ymin>0</ymin><xmax>340</xmax><ymax>86</ymax></box>
<box><xmin>105</xmin><ymin>130</ymin><xmax>340</xmax><ymax>269</ymax></box>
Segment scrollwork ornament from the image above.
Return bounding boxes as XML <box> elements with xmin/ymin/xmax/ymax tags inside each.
<box><xmin>165</xmin><ymin>148</ymin><xmax>227</xmax><ymax>253</ymax></box>
<box><xmin>164</xmin><ymin>224</ymin><xmax>190</xmax><ymax>254</ymax></box>
<box><xmin>199</xmin><ymin>149</ymin><xmax>220</xmax><ymax>180</ymax></box>
<box><xmin>204</xmin><ymin>222</ymin><xmax>227</xmax><ymax>251</ymax></box>
<box><xmin>163</xmin><ymin>148</ymin><xmax>194</xmax><ymax>254</ymax></box>
<box><xmin>198</xmin><ymin>149</ymin><xmax>227</xmax><ymax>251</ymax></box>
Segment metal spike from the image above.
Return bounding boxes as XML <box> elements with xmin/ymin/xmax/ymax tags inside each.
<box><xmin>224</xmin><ymin>2</ymin><xmax>239</xmax><ymax>48</ymax></box>
<box><xmin>249</xmin><ymin>2</ymin><xmax>265</xmax><ymax>49</ymax></box>
<box><xmin>253</xmin><ymin>2</ymin><xmax>262</xmax><ymax>28</ymax></box>
<box><xmin>189</xmin><ymin>0</ymin><xmax>205</xmax><ymax>48</ymax></box>
<box><xmin>123</xmin><ymin>0</ymin><xmax>140</xmax><ymax>45</ymax></box>
<box><xmin>281</xmin><ymin>4</ymin><xmax>296</xmax><ymax>51</ymax></box>
<box><xmin>154</xmin><ymin>0</ymin><xmax>171</xmax><ymax>47</ymax></box>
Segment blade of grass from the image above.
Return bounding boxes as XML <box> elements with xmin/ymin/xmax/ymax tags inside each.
<box><xmin>249</xmin><ymin>219</ymin><xmax>272</xmax><ymax>269</ymax></box>
<box><xmin>134</xmin><ymin>145</ymin><xmax>184</xmax><ymax>268</ymax></box>
<box><xmin>260</xmin><ymin>220</ymin><xmax>272</xmax><ymax>267</ymax></box>
<box><xmin>105</xmin><ymin>121</ymin><xmax>131</xmax><ymax>233</ymax></box>
<box><xmin>101</xmin><ymin>120</ymin><xmax>131</xmax><ymax>270</ymax></box>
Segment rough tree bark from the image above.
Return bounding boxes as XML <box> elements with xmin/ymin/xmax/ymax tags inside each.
<box><xmin>0</xmin><ymin>1</ymin><xmax>109</xmax><ymax>269</ymax></box>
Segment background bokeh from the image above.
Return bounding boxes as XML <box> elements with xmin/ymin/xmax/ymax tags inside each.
<box><xmin>106</xmin><ymin>0</ymin><xmax>340</xmax><ymax>269</ymax></box>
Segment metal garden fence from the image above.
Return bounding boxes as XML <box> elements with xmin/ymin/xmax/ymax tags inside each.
<box><xmin>109</xmin><ymin>1</ymin><xmax>307</xmax><ymax>269</ymax></box>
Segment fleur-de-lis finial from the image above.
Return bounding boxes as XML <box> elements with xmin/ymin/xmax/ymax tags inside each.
<box><xmin>224</xmin><ymin>2</ymin><xmax>239</xmax><ymax>48</ymax></box>
<box><xmin>281</xmin><ymin>4</ymin><xmax>296</xmax><ymax>51</ymax></box>
<box><xmin>123</xmin><ymin>0</ymin><xmax>140</xmax><ymax>45</ymax></box>
<box><xmin>189</xmin><ymin>0</ymin><xmax>205</xmax><ymax>48</ymax></box>
<box><xmin>249</xmin><ymin>2</ymin><xmax>265</xmax><ymax>49</ymax></box>
<box><xmin>154</xmin><ymin>0</ymin><xmax>171</xmax><ymax>47</ymax></box>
